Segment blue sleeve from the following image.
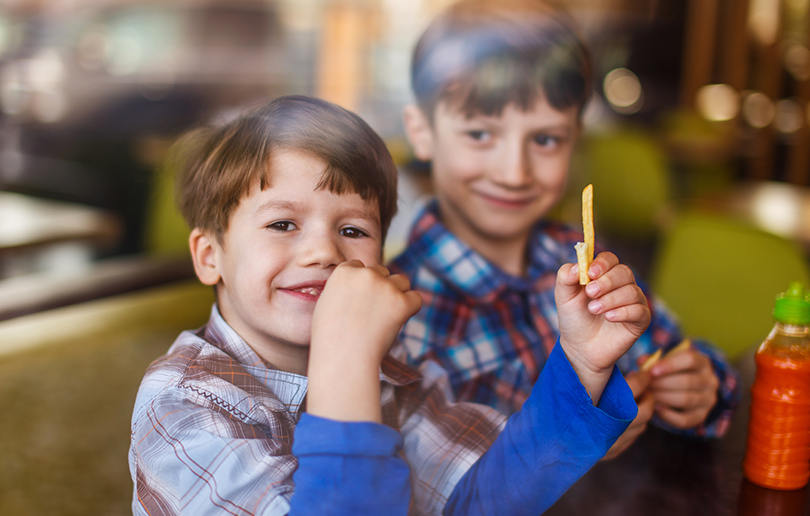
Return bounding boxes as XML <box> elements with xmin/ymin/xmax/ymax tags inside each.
<box><xmin>289</xmin><ymin>414</ymin><xmax>412</xmax><ymax>516</ymax></box>
<box><xmin>444</xmin><ymin>341</ymin><xmax>636</xmax><ymax>516</ymax></box>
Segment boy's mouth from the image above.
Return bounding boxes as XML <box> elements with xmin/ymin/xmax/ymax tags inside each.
<box><xmin>292</xmin><ymin>287</ymin><xmax>321</xmax><ymax>297</ymax></box>
<box><xmin>475</xmin><ymin>190</ymin><xmax>537</xmax><ymax>208</ymax></box>
<box><xmin>282</xmin><ymin>281</ymin><xmax>327</xmax><ymax>300</ymax></box>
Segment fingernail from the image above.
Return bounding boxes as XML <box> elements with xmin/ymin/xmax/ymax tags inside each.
<box><xmin>588</xmin><ymin>300</ymin><xmax>603</xmax><ymax>313</ymax></box>
<box><xmin>586</xmin><ymin>282</ymin><xmax>600</xmax><ymax>297</ymax></box>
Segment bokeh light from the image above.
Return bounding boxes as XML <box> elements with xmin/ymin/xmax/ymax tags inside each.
<box><xmin>603</xmin><ymin>68</ymin><xmax>643</xmax><ymax>114</ymax></box>
<box><xmin>749</xmin><ymin>0</ymin><xmax>780</xmax><ymax>46</ymax></box>
<box><xmin>774</xmin><ymin>99</ymin><xmax>804</xmax><ymax>134</ymax></box>
<box><xmin>752</xmin><ymin>182</ymin><xmax>802</xmax><ymax>237</ymax></box>
<box><xmin>742</xmin><ymin>91</ymin><xmax>775</xmax><ymax>128</ymax></box>
<box><xmin>696</xmin><ymin>84</ymin><xmax>740</xmax><ymax>121</ymax></box>
<box><xmin>784</xmin><ymin>41</ymin><xmax>810</xmax><ymax>81</ymax></box>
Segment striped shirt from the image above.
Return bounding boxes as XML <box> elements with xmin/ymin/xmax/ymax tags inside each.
<box><xmin>129</xmin><ymin>304</ymin><xmax>635</xmax><ymax>515</ymax></box>
<box><xmin>389</xmin><ymin>200</ymin><xmax>740</xmax><ymax>438</ymax></box>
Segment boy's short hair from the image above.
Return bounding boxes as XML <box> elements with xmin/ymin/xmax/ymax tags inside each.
<box><xmin>175</xmin><ymin>95</ymin><xmax>398</xmax><ymax>243</ymax></box>
<box><xmin>411</xmin><ymin>0</ymin><xmax>592</xmax><ymax>121</ymax></box>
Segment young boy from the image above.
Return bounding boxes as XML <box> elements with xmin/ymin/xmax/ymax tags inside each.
<box><xmin>392</xmin><ymin>0</ymin><xmax>740</xmax><ymax>459</ymax></box>
<box><xmin>129</xmin><ymin>95</ymin><xmax>648</xmax><ymax>515</ymax></box>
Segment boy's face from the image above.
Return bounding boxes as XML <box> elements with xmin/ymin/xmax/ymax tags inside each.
<box><xmin>194</xmin><ymin>149</ymin><xmax>383</xmax><ymax>367</ymax></box>
<box><xmin>405</xmin><ymin>95</ymin><xmax>579</xmax><ymax>255</ymax></box>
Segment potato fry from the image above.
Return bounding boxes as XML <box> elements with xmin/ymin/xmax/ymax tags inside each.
<box><xmin>640</xmin><ymin>348</ymin><xmax>663</xmax><ymax>372</ymax></box>
<box><xmin>575</xmin><ymin>242</ymin><xmax>590</xmax><ymax>284</ymax></box>
<box><xmin>582</xmin><ymin>184</ymin><xmax>594</xmax><ymax>262</ymax></box>
<box><xmin>665</xmin><ymin>338</ymin><xmax>691</xmax><ymax>357</ymax></box>
<box><xmin>639</xmin><ymin>338</ymin><xmax>692</xmax><ymax>372</ymax></box>
<box><xmin>575</xmin><ymin>184</ymin><xmax>594</xmax><ymax>285</ymax></box>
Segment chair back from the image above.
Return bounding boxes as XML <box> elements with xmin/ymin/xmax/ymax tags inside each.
<box><xmin>650</xmin><ymin>212</ymin><xmax>810</xmax><ymax>359</ymax></box>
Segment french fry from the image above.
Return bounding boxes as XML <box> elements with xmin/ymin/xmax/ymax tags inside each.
<box><xmin>639</xmin><ymin>338</ymin><xmax>692</xmax><ymax>372</ymax></box>
<box><xmin>575</xmin><ymin>184</ymin><xmax>594</xmax><ymax>285</ymax></box>
<box><xmin>574</xmin><ymin>242</ymin><xmax>589</xmax><ymax>284</ymax></box>
<box><xmin>640</xmin><ymin>348</ymin><xmax>663</xmax><ymax>372</ymax></box>
<box><xmin>666</xmin><ymin>338</ymin><xmax>692</xmax><ymax>357</ymax></box>
<box><xmin>582</xmin><ymin>184</ymin><xmax>594</xmax><ymax>263</ymax></box>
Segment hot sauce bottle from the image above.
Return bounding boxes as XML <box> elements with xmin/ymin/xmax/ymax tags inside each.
<box><xmin>743</xmin><ymin>282</ymin><xmax>810</xmax><ymax>490</ymax></box>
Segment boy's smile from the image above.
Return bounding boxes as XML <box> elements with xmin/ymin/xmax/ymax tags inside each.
<box><xmin>190</xmin><ymin>148</ymin><xmax>383</xmax><ymax>374</ymax></box>
<box><xmin>405</xmin><ymin>95</ymin><xmax>579</xmax><ymax>275</ymax></box>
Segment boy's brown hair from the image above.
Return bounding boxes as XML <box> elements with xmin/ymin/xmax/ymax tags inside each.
<box><xmin>174</xmin><ymin>95</ymin><xmax>398</xmax><ymax>243</ymax></box>
<box><xmin>411</xmin><ymin>0</ymin><xmax>592</xmax><ymax>122</ymax></box>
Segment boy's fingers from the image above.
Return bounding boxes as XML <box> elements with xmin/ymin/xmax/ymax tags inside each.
<box><xmin>388</xmin><ymin>273</ymin><xmax>412</xmax><ymax>292</ymax></box>
<box><xmin>624</xmin><ymin>371</ymin><xmax>651</xmax><ymax>399</ymax></box>
<box><xmin>404</xmin><ymin>290</ymin><xmax>423</xmax><ymax>314</ymax></box>
<box><xmin>368</xmin><ymin>263</ymin><xmax>391</xmax><ymax>277</ymax></box>
<box><xmin>654</xmin><ymin>404</ymin><xmax>705</xmax><ymax>429</ymax></box>
<box><xmin>650</xmin><ymin>369</ymin><xmax>719</xmax><ymax>395</ymax></box>
<box><xmin>588</xmin><ymin>251</ymin><xmax>619</xmax><ymax>280</ymax></box>
<box><xmin>650</xmin><ymin>350</ymin><xmax>710</xmax><ymax>376</ymax></box>
<box><xmin>588</xmin><ymin>284</ymin><xmax>647</xmax><ymax>314</ymax></box>
<box><xmin>603</xmin><ymin>303</ymin><xmax>651</xmax><ymax>330</ymax></box>
<box><xmin>586</xmin><ymin>263</ymin><xmax>636</xmax><ymax>300</ymax></box>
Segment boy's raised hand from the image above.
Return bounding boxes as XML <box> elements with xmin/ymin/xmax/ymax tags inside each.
<box><xmin>307</xmin><ymin>260</ymin><xmax>422</xmax><ymax>423</ymax></box>
<box><xmin>555</xmin><ymin>252</ymin><xmax>651</xmax><ymax>405</ymax></box>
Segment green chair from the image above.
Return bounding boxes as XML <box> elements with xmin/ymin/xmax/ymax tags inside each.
<box><xmin>574</xmin><ymin>129</ymin><xmax>672</xmax><ymax>239</ymax></box>
<box><xmin>650</xmin><ymin>212</ymin><xmax>810</xmax><ymax>359</ymax></box>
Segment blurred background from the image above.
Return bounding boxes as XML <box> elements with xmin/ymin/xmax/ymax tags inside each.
<box><xmin>1</xmin><ymin>0</ymin><xmax>809</xmax><ymax>514</ymax></box>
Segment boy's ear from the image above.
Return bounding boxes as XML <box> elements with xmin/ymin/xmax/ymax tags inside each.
<box><xmin>189</xmin><ymin>228</ymin><xmax>222</xmax><ymax>286</ymax></box>
<box><xmin>402</xmin><ymin>104</ymin><xmax>434</xmax><ymax>162</ymax></box>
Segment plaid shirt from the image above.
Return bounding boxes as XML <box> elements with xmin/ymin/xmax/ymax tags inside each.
<box><xmin>130</xmin><ymin>304</ymin><xmax>634</xmax><ymax>515</ymax></box>
<box><xmin>389</xmin><ymin>200</ymin><xmax>740</xmax><ymax>438</ymax></box>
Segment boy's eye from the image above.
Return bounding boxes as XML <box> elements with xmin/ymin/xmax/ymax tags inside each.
<box><xmin>268</xmin><ymin>221</ymin><xmax>297</xmax><ymax>232</ymax></box>
<box><xmin>340</xmin><ymin>226</ymin><xmax>369</xmax><ymax>239</ymax></box>
<box><xmin>465</xmin><ymin>130</ymin><xmax>490</xmax><ymax>142</ymax></box>
<box><xmin>534</xmin><ymin>134</ymin><xmax>560</xmax><ymax>149</ymax></box>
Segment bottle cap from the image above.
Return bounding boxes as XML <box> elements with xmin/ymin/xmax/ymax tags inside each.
<box><xmin>773</xmin><ymin>281</ymin><xmax>810</xmax><ymax>325</ymax></box>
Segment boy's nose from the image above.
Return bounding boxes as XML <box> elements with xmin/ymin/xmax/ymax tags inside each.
<box><xmin>298</xmin><ymin>230</ymin><xmax>346</xmax><ymax>268</ymax></box>
<box><xmin>491</xmin><ymin>143</ymin><xmax>532</xmax><ymax>188</ymax></box>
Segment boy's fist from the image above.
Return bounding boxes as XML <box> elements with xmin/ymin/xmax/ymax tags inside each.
<box><xmin>307</xmin><ymin>260</ymin><xmax>422</xmax><ymax>423</ymax></box>
<box><xmin>311</xmin><ymin>260</ymin><xmax>423</xmax><ymax>369</ymax></box>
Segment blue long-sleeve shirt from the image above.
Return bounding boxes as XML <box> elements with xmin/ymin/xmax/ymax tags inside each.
<box><xmin>130</xmin><ymin>305</ymin><xmax>635</xmax><ymax>515</ymax></box>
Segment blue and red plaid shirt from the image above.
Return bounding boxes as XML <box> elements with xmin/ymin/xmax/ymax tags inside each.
<box><xmin>389</xmin><ymin>200</ymin><xmax>740</xmax><ymax>438</ymax></box>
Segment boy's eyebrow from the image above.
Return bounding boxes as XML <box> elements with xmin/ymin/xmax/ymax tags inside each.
<box><xmin>254</xmin><ymin>199</ymin><xmax>380</xmax><ymax>223</ymax></box>
<box><xmin>254</xmin><ymin>199</ymin><xmax>299</xmax><ymax>216</ymax></box>
<box><xmin>458</xmin><ymin>115</ymin><xmax>574</xmax><ymax>133</ymax></box>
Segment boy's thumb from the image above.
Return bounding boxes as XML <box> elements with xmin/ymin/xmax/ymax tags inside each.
<box><xmin>554</xmin><ymin>263</ymin><xmax>582</xmax><ymax>304</ymax></box>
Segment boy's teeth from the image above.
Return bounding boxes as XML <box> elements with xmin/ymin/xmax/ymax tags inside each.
<box><xmin>296</xmin><ymin>288</ymin><xmax>320</xmax><ymax>296</ymax></box>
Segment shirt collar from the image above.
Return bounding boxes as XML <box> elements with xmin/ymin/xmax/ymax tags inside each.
<box><xmin>202</xmin><ymin>304</ymin><xmax>420</xmax><ymax>412</ymax></box>
<box><xmin>406</xmin><ymin>199</ymin><xmax>565</xmax><ymax>300</ymax></box>
<box><xmin>203</xmin><ymin>305</ymin><xmax>310</xmax><ymax>415</ymax></box>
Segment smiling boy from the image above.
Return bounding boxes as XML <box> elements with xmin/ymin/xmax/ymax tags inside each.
<box><xmin>129</xmin><ymin>95</ymin><xmax>645</xmax><ymax>515</ymax></box>
<box><xmin>391</xmin><ymin>0</ymin><xmax>740</xmax><ymax>458</ymax></box>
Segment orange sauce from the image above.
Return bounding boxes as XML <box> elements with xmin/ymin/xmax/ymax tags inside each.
<box><xmin>744</xmin><ymin>348</ymin><xmax>810</xmax><ymax>490</ymax></box>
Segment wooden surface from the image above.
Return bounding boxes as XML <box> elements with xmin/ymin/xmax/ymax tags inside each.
<box><xmin>0</xmin><ymin>280</ymin><xmax>214</xmax><ymax>516</ymax></box>
<box><xmin>546</xmin><ymin>348</ymin><xmax>810</xmax><ymax>516</ymax></box>
<box><xmin>0</xmin><ymin>191</ymin><xmax>121</xmax><ymax>253</ymax></box>
<box><xmin>0</xmin><ymin>254</ymin><xmax>196</xmax><ymax>321</ymax></box>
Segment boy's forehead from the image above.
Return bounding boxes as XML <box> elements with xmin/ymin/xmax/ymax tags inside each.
<box><xmin>247</xmin><ymin>174</ymin><xmax>381</xmax><ymax>220</ymax></box>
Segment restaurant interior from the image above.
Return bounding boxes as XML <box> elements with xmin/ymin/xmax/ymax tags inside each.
<box><xmin>1</xmin><ymin>0</ymin><xmax>809</xmax><ymax>514</ymax></box>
